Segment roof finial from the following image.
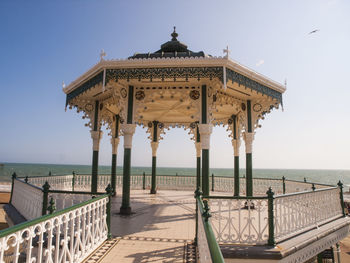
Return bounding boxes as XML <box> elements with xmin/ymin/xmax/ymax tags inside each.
<box><xmin>100</xmin><ymin>49</ymin><xmax>106</xmax><ymax>61</ymax></box>
<box><xmin>171</xmin><ymin>26</ymin><xmax>178</xmax><ymax>41</ymax></box>
<box><xmin>223</xmin><ymin>45</ymin><xmax>230</xmax><ymax>58</ymax></box>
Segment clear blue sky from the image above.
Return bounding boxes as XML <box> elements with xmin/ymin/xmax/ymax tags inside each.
<box><xmin>0</xmin><ymin>0</ymin><xmax>349</xmax><ymax>170</ymax></box>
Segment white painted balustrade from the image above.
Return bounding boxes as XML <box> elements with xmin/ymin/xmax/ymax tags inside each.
<box><xmin>0</xmin><ymin>195</ymin><xmax>108</xmax><ymax>263</ymax></box>
<box><xmin>274</xmin><ymin>187</ymin><xmax>343</xmax><ymax>242</ymax></box>
<box><xmin>11</xmin><ymin>179</ymin><xmax>43</xmax><ymax>220</ymax></box>
<box><xmin>209</xmin><ymin>197</ymin><xmax>269</xmax><ymax>245</ymax></box>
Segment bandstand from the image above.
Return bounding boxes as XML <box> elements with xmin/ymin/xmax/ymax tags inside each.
<box><xmin>1</xmin><ymin>29</ymin><xmax>349</xmax><ymax>263</ymax></box>
<box><xmin>63</xmin><ymin>28</ymin><xmax>284</xmax><ymax>215</ymax></box>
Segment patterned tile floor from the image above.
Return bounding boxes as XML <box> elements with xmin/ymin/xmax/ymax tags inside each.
<box><xmin>84</xmin><ymin>190</ymin><xmax>197</xmax><ymax>263</ymax></box>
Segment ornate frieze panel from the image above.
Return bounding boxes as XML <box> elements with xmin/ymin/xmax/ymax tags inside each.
<box><xmin>226</xmin><ymin>67</ymin><xmax>283</xmax><ymax>103</ymax></box>
<box><xmin>133</xmin><ymin>86</ymin><xmax>201</xmax><ymax>124</ymax></box>
<box><xmin>106</xmin><ymin>67</ymin><xmax>223</xmax><ymax>83</ymax></box>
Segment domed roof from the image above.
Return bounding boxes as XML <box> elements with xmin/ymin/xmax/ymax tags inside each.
<box><xmin>128</xmin><ymin>27</ymin><xmax>206</xmax><ymax>59</ymax></box>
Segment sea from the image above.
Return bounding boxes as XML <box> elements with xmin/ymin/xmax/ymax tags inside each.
<box><xmin>0</xmin><ymin>162</ymin><xmax>350</xmax><ymax>188</ymax></box>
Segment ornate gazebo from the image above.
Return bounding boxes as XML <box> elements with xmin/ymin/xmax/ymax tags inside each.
<box><xmin>63</xmin><ymin>28</ymin><xmax>285</xmax><ymax>214</ymax></box>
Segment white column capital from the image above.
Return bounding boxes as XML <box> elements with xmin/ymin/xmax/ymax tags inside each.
<box><xmin>198</xmin><ymin>124</ymin><xmax>213</xmax><ymax>150</ymax></box>
<box><xmin>121</xmin><ymin>124</ymin><xmax>136</xmax><ymax>149</ymax></box>
<box><xmin>111</xmin><ymin>137</ymin><xmax>120</xmax><ymax>155</ymax></box>
<box><xmin>232</xmin><ymin>139</ymin><xmax>241</xmax><ymax>157</ymax></box>
<box><xmin>151</xmin><ymin>141</ymin><xmax>159</xmax><ymax>157</ymax></box>
<box><xmin>90</xmin><ymin>130</ymin><xmax>103</xmax><ymax>151</ymax></box>
<box><xmin>243</xmin><ymin>132</ymin><xmax>255</xmax><ymax>154</ymax></box>
<box><xmin>195</xmin><ymin>142</ymin><xmax>202</xmax><ymax>157</ymax></box>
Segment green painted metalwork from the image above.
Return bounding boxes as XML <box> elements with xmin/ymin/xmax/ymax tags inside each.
<box><xmin>111</xmin><ymin>154</ymin><xmax>117</xmax><ymax>196</ymax></box>
<box><xmin>91</xmin><ymin>100</ymin><xmax>100</xmax><ymax>193</ymax></box>
<box><xmin>246</xmin><ymin>153</ymin><xmax>253</xmax><ymax>196</ymax></box>
<box><xmin>65</xmin><ymin>71</ymin><xmax>103</xmax><ymax>106</ymax></box>
<box><xmin>93</xmin><ymin>100</ymin><xmax>99</xmax><ymax>131</ymax></box>
<box><xmin>151</xmin><ymin>156</ymin><xmax>157</xmax><ymax>194</ymax></box>
<box><xmin>0</xmin><ymin>194</ymin><xmax>108</xmax><ymax>238</ymax></box>
<box><xmin>226</xmin><ymin>67</ymin><xmax>283</xmax><ymax>103</ymax></box>
<box><xmin>234</xmin><ymin>156</ymin><xmax>239</xmax><ymax>196</ymax></box>
<box><xmin>282</xmin><ymin>176</ymin><xmax>286</xmax><ymax>194</ymax></box>
<box><xmin>127</xmin><ymin>86</ymin><xmax>134</xmax><ymax>124</ymax></box>
<box><xmin>197</xmin><ymin>196</ymin><xmax>225</xmax><ymax>263</ymax></box>
<box><xmin>72</xmin><ymin>171</ymin><xmax>76</xmax><ymax>191</ymax></box>
<box><xmin>312</xmin><ymin>183</ymin><xmax>316</xmax><ymax>191</ymax></box>
<box><xmin>338</xmin><ymin>180</ymin><xmax>346</xmax><ymax>217</ymax></box>
<box><xmin>202</xmin><ymin>149</ymin><xmax>209</xmax><ymax>196</ymax></box>
<box><xmin>106</xmin><ymin>67</ymin><xmax>223</xmax><ymax>85</ymax></box>
<box><xmin>211</xmin><ymin>173</ymin><xmax>214</xmax><ymax>192</ymax></box>
<box><xmin>106</xmin><ymin>184</ymin><xmax>113</xmax><ymax>239</ymax></box>
<box><xmin>267</xmin><ymin>187</ymin><xmax>275</xmax><ymax>246</ymax></box>
<box><xmin>42</xmin><ymin>181</ymin><xmax>50</xmax><ymax>216</ymax></box>
<box><xmin>91</xmin><ymin>150</ymin><xmax>99</xmax><ymax>193</ymax></box>
<box><xmin>9</xmin><ymin>172</ymin><xmax>16</xmax><ymax>204</ymax></box>
<box><xmin>142</xmin><ymin>172</ymin><xmax>146</xmax><ymax>190</ymax></box>
<box><xmin>201</xmin><ymin>85</ymin><xmax>207</xmax><ymax>124</ymax></box>
<box><xmin>196</xmin><ymin>157</ymin><xmax>201</xmax><ymax>189</ymax></box>
<box><xmin>111</xmin><ymin>114</ymin><xmax>120</xmax><ymax>197</ymax></box>
<box><xmin>121</xmin><ymin>148</ymin><xmax>132</xmax><ymax>214</ymax></box>
<box><xmin>47</xmin><ymin>197</ymin><xmax>56</xmax><ymax>214</ymax></box>
<box><xmin>247</xmin><ymin>100</ymin><xmax>252</xmax><ymax>133</ymax></box>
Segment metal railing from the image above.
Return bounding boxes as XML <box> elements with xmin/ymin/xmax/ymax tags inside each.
<box><xmin>202</xmin><ymin>183</ymin><xmax>345</xmax><ymax>246</ymax></box>
<box><xmin>0</xmin><ymin>194</ymin><xmax>110</xmax><ymax>263</ymax></box>
<box><xmin>21</xmin><ymin>172</ymin><xmax>332</xmax><ymax>196</ymax></box>
<box><xmin>195</xmin><ymin>191</ymin><xmax>225</xmax><ymax>263</ymax></box>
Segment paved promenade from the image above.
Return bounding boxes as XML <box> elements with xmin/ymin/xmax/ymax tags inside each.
<box><xmin>85</xmin><ymin>190</ymin><xmax>197</xmax><ymax>263</ymax></box>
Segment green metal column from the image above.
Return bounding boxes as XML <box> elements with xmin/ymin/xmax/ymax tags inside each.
<box><xmin>196</xmin><ymin>125</ymin><xmax>201</xmax><ymax>190</ymax></box>
<box><xmin>151</xmin><ymin>156</ymin><xmax>157</xmax><ymax>194</ymax></box>
<box><xmin>111</xmin><ymin>115</ymin><xmax>120</xmax><ymax>197</ymax></box>
<box><xmin>234</xmin><ymin>156</ymin><xmax>239</xmax><ymax>196</ymax></box>
<box><xmin>91</xmin><ymin>100</ymin><xmax>100</xmax><ymax>193</ymax></box>
<box><xmin>120</xmin><ymin>85</ymin><xmax>134</xmax><ymax>215</ymax></box>
<box><xmin>246</xmin><ymin>100</ymin><xmax>253</xmax><ymax>196</ymax></box>
<box><xmin>200</xmin><ymin>85</ymin><xmax>210</xmax><ymax>196</ymax></box>
<box><xmin>150</xmin><ymin>121</ymin><xmax>159</xmax><ymax>194</ymax></box>
<box><xmin>232</xmin><ymin>115</ymin><xmax>240</xmax><ymax>197</ymax></box>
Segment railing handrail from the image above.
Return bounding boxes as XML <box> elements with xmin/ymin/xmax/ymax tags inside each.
<box><xmin>0</xmin><ymin>193</ymin><xmax>108</xmax><ymax>238</ymax></box>
<box><xmin>204</xmin><ymin>195</ymin><xmax>268</xmax><ymax>200</ymax></box>
<box><xmin>274</xmin><ymin>186</ymin><xmax>338</xmax><ymax>198</ymax></box>
<box><xmin>197</xmin><ymin>196</ymin><xmax>225</xmax><ymax>263</ymax></box>
<box><xmin>47</xmin><ymin>189</ymin><xmax>106</xmax><ymax>195</ymax></box>
<box><xmin>15</xmin><ymin>177</ymin><xmax>43</xmax><ymax>191</ymax></box>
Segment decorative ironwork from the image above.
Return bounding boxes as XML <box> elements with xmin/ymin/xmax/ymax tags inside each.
<box><xmin>0</xmin><ymin>195</ymin><xmax>108</xmax><ymax>262</ymax></box>
<box><xmin>106</xmin><ymin>67</ymin><xmax>223</xmax><ymax>84</ymax></box>
<box><xmin>135</xmin><ymin>90</ymin><xmax>145</xmax><ymax>100</ymax></box>
<box><xmin>209</xmin><ymin>197</ymin><xmax>269</xmax><ymax>245</ymax></box>
<box><xmin>226</xmin><ymin>67</ymin><xmax>283</xmax><ymax>103</ymax></box>
<box><xmin>120</xmin><ymin>88</ymin><xmax>127</xmax><ymax>98</ymax></box>
<box><xmin>253</xmin><ymin>103</ymin><xmax>262</xmax><ymax>112</ymax></box>
<box><xmin>190</xmin><ymin>90</ymin><xmax>200</xmax><ymax>100</ymax></box>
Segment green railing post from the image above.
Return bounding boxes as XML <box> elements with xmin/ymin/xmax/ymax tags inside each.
<box><xmin>338</xmin><ymin>181</ymin><xmax>346</xmax><ymax>217</ymax></box>
<box><xmin>47</xmin><ymin>197</ymin><xmax>56</xmax><ymax>214</ymax></box>
<box><xmin>267</xmin><ymin>187</ymin><xmax>275</xmax><ymax>246</ymax></box>
<box><xmin>72</xmin><ymin>171</ymin><xmax>76</xmax><ymax>192</ymax></box>
<box><xmin>202</xmin><ymin>199</ymin><xmax>212</xmax><ymax>222</ymax></box>
<box><xmin>106</xmin><ymin>184</ymin><xmax>113</xmax><ymax>239</ymax></box>
<box><xmin>142</xmin><ymin>172</ymin><xmax>146</xmax><ymax>190</ymax></box>
<box><xmin>211</xmin><ymin>173</ymin><xmax>214</xmax><ymax>192</ymax></box>
<box><xmin>312</xmin><ymin>183</ymin><xmax>316</xmax><ymax>191</ymax></box>
<box><xmin>9</xmin><ymin>172</ymin><xmax>17</xmax><ymax>204</ymax></box>
<box><xmin>304</xmin><ymin>177</ymin><xmax>307</xmax><ymax>183</ymax></box>
<box><xmin>194</xmin><ymin>188</ymin><xmax>202</xmax><ymax>245</ymax></box>
<box><xmin>25</xmin><ymin>176</ymin><xmax>28</xmax><ymax>183</ymax></box>
<box><xmin>49</xmin><ymin>171</ymin><xmax>52</xmax><ymax>176</ymax></box>
<box><xmin>42</xmin><ymin>181</ymin><xmax>51</xmax><ymax>216</ymax></box>
<box><xmin>282</xmin><ymin>176</ymin><xmax>286</xmax><ymax>194</ymax></box>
